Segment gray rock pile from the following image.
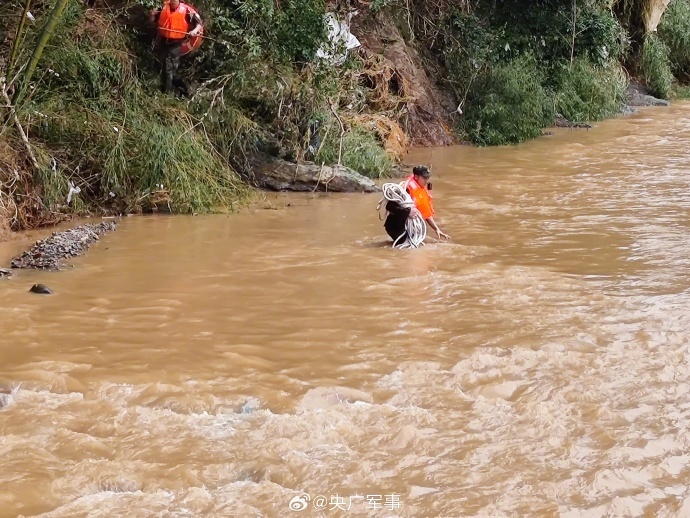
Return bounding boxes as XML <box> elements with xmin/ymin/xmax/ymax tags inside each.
<box><xmin>10</xmin><ymin>221</ymin><xmax>117</xmax><ymax>270</ymax></box>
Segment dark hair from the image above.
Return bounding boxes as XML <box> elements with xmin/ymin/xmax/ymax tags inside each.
<box><xmin>413</xmin><ymin>165</ymin><xmax>431</xmax><ymax>178</ymax></box>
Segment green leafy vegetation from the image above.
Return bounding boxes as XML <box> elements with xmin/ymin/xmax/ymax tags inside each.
<box><xmin>658</xmin><ymin>0</ymin><xmax>690</xmax><ymax>81</ymax></box>
<box><xmin>438</xmin><ymin>1</ymin><xmax>631</xmax><ymax>144</ymax></box>
<box><xmin>459</xmin><ymin>55</ymin><xmax>554</xmax><ymax>146</ymax></box>
<box><xmin>641</xmin><ymin>33</ymin><xmax>674</xmax><ymax>99</ymax></box>
<box><xmin>555</xmin><ymin>58</ymin><xmax>627</xmax><ymax>122</ymax></box>
<box><xmin>14</xmin><ymin>4</ymin><xmax>250</xmax><ymax>215</ymax></box>
<box><xmin>316</xmin><ymin>125</ymin><xmax>393</xmax><ymax>178</ymax></box>
<box><xmin>3</xmin><ymin>0</ymin><xmax>690</xmax><ymax>231</ymax></box>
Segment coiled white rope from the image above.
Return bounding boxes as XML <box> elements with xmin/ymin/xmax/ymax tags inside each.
<box><xmin>378</xmin><ymin>182</ymin><xmax>427</xmax><ymax>249</ymax></box>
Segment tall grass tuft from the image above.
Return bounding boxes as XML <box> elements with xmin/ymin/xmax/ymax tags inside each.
<box><xmin>641</xmin><ymin>33</ymin><xmax>674</xmax><ymax>99</ymax></box>
<box><xmin>658</xmin><ymin>0</ymin><xmax>690</xmax><ymax>81</ymax></box>
<box><xmin>17</xmin><ymin>6</ymin><xmax>252</xmax><ymax>216</ymax></box>
<box><xmin>555</xmin><ymin>58</ymin><xmax>626</xmax><ymax>122</ymax></box>
<box><xmin>315</xmin><ymin>124</ymin><xmax>393</xmax><ymax>179</ymax></box>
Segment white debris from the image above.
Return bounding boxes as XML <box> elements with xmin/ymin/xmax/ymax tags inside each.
<box><xmin>67</xmin><ymin>182</ymin><xmax>81</xmax><ymax>205</ymax></box>
<box><xmin>316</xmin><ymin>12</ymin><xmax>361</xmax><ymax>65</ymax></box>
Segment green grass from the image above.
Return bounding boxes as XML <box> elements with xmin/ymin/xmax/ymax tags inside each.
<box><xmin>315</xmin><ymin>125</ymin><xmax>393</xmax><ymax>178</ymax></box>
<box><xmin>641</xmin><ymin>34</ymin><xmax>674</xmax><ymax>99</ymax></box>
<box><xmin>555</xmin><ymin>58</ymin><xmax>626</xmax><ymax>122</ymax></box>
<box><xmin>672</xmin><ymin>84</ymin><xmax>690</xmax><ymax>99</ymax></box>
<box><xmin>16</xmin><ymin>6</ymin><xmax>252</xmax><ymax>216</ymax></box>
<box><xmin>659</xmin><ymin>0</ymin><xmax>690</xmax><ymax>80</ymax></box>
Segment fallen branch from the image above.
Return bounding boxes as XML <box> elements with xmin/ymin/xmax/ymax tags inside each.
<box><xmin>328</xmin><ymin>100</ymin><xmax>345</xmax><ymax>166</ymax></box>
<box><xmin>1</xmin><ymin>78</ymin><xmax>39</xmax><ymax>171</ymax></box>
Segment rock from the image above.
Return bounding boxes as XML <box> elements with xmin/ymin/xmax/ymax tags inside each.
<box><xmin>0</xmin><ymin>268</ymin><xmax>11</xmax><ymax>278</ymax></box>
<box><xmin>627</xmin><ymin>94</ymin><xmax>670</xmax><ymax>107</ymax></box>
<box><xmin>11</xmin><ymin>221</ymin><xmax>117</xmax><ymax>271</ymax></box>
<box><xmin>553</xmin><ymin>114</ymin><xmax>592</xmax><ymax>129</ymax></box>
<box><xmin>297</xmin><ymin>386</ymin><xmax>374</xmax><ymax>412</ymax></box>
<box><xmin>625</xmin><ymin>80</ymin><xmax>671</xmax><ymax>107</ymax></box>
<box><xmin>30</xmin><ymin>284</ymin><xmax>53</xmax><ymax>294</ymax></box>
<box><xmin>249</xmin><ymin>157</ymin><xmax>379</xmax><ymax>193</ymax></box>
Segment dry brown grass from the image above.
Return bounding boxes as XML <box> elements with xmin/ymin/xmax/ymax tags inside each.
<box><xmin>0</xmin><ymin>138</ymin><xmax>67</xmax><ymax>233</ymax></box>
<box><xmin>0</xmin><ymin>139</ymin><xmax>23</xmax><ymax>234</ymax></box>
<box><xmin>344</xmin><ymin>113</ymin><xmax>409</xmax><ymax>160</ymax></box>
<box><xmin>358</xmin><ymin>51</ymin><xmax>416</xmax><ymax>113</ymax></box>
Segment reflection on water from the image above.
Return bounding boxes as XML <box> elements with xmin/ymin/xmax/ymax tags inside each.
<box><xmin>3</xmin><ymin>104</ymin><xmax>690</xmax><ymax>517</ymax></box>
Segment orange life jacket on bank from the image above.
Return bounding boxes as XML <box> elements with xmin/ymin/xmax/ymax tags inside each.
<box><xmin>404</xmin><ymin>175</ymin><xmax>434</xmax><ymax>220</ymax></box>
<box><xmin>158</xmin><ymin>2</ymin><xmax>192</xmax><ymax>40</ymax></box>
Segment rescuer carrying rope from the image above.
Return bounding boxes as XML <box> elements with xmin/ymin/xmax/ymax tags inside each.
<box><xmin>150</xmin><ymin>0</ymin><xmax>204</xmax><ymax>96</ymax></box>
<box><xmin>379</xmin><ymin>165</ymin><xmax>451</xmax><ymax>248</ymax></box>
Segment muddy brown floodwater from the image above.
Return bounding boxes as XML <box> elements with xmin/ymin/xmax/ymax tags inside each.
<box><xmin>2</xmin><ymin>104</ymin><xmax>690</xmax><ymax>518</ymax></box>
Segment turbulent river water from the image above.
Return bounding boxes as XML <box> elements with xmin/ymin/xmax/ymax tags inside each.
<box><xmin>2</xmin><ymin>104</ymin><xmax>690</xmax><ymax>518</ymax></box>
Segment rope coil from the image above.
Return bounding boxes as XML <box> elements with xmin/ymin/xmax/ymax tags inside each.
<box><xmin>378</xmin><ymin>182</ymin><xmax>427</xmax><ymax>249</ymax></box>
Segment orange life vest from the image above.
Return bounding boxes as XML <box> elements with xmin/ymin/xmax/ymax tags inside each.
<box><xmin>158</xmin><ymin>2</ymin><xmax>192</xmax><ymax>40</ymax></box>
<box><xmin>404</xmin><ymin>175</ymin><xmax>434</xmax><ymax>219</ymax></box>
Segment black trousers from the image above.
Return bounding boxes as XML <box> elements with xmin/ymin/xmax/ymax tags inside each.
<box><xmin>384</xmin><ymin>201</ymin><xmax>411</xmax><ymax>244</ymax></box>
<box><xmin>157</xmin><ymin>39</ymin><xmax>187</xmax><ymax>95</ymax></box>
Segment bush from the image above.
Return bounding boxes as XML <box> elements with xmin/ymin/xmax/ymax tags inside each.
<box><xmin>555</xmin><ymin>58</ymin><xmax>626</xmax><ymax>122</ymax></box>
<box><xmin>459</xmin><ymin>55</ymin><xmax>554</xmax><ymax>146</ymax></box>
<box><xmin>658</xmin><ymin>0</ymin><xmax>690</xmax><ymax>80</ymax></box>
<box><xmin>199</xmin><ymin>0</ymin><xmax>327</xmax><ymax>79</ymax></box>
<box><xmin>17</xmin><ymin>6</ymin><xmax>251</xmax><ymax>215</ymax></box>
<box><xmin>672</xmin><ymin>84</ymin><xmax>690</xmax><ymax>98</ymax></box>
<box><xmin>442</xmin><ymin>9</ymin><xmax>496</xmax><ymax>100</ymax></box>
<box><xmin>316</xmin><ymin>125</ymin><xmax>393</xmax><ymax>178</ymax></box>
<box><xmin>641</xmin><ymin>33</ymin><xmax>674</xmax><ymax>99</ymax></box>
<box><xmin>477</xmin><ymin>0</ymin><xmax>627</xmax><ymax>66</ymax></box>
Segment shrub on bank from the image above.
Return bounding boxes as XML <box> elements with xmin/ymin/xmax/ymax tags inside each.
<box><xmin>316</xmin><ymin>125</ymin><xmax>393</xmax><ymax>178</ymax></box>
<box><xmin>20</xmin><ymin>8</ymin><xmax>251</xmax><ymax>215</ymax></box>
<box><xmin>459</xmin><ymin>55</ymin><xmax>554</xmax><ymax>146</ymax></box>
<box><xmin>441</xmin><ymin>1</ymin><xmax>631</xmax><ymax>145</ymax></box>
<box><xmin>672</xmin><ymin>84</ymin><xmax>690</xmax><ymax>98</ymax></box>
<box><xmin>4</xmin><ymin>0</ymin><xmax>394</xmax><ymax>222</ymax></box>
<box><xmin>555</xmin><ymin>58</ymin><xmax>626</xmax><ymax>122</ymax></box>
<box><xmin>658</xmin><ymin>0</ymin><xmax>690</xmax><ymax>81</ymax></box>
<box><xmin>641</xmin><ymin>34</ymin><xmax>674</xmax><ymax>99</ymax></box>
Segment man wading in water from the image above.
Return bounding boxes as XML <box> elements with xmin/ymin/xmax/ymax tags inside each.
<box><xmin>384</xmin><ymin>165</ymin><xmax>451</xmax><ymax>245</ymax></box>
<box><xmin>150</xmin><ymin>0</ymin><xmax>203</xmax><ymax>96</ymax></box>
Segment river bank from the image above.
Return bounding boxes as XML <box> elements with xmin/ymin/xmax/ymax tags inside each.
<box><xmin>0</xmin><ymin>93</ymin><xmax>674</xmax><ymax>250</ymax></box>
<box><xmin>2</xmin><ymin>0</ymin><xmax>690</xmax><ymax>239</ymax></box>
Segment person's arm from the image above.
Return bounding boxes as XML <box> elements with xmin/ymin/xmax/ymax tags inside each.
<box><xmin>187</xmin><ymin>12</ymin><xmax>203</xmax><ymax>36</ymax></box>
<box><xmin>425</xmin><ymin>217</ymin><xmax>450</xmax><ymax>240</ymax></box>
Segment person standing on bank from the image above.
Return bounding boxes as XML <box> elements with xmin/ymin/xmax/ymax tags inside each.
<box><xmin>384</xmin><ymin>165</ymin><xmax>451</xmax><ymax>244</ymax></box>
<box><xmin>150</xmin><ymin>0</ymin><xmax>203</xmax><ymax>96</ymax></box>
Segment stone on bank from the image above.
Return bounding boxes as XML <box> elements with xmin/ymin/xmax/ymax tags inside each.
<box><xmin>250</xmin><ymin>157</ymin><xmax>380</xmax><ymax>193</ymax></box>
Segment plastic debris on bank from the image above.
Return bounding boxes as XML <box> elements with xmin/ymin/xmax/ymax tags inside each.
<box><xmin>316</xmin><ymin>12</ymin><xmax>361</xmax><ymax>65</ymax></box>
